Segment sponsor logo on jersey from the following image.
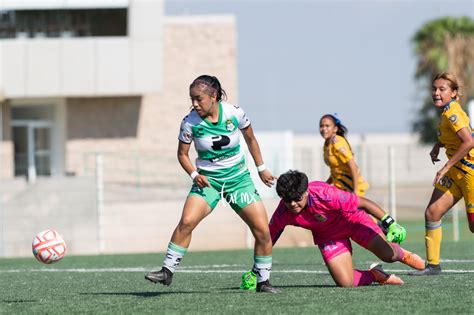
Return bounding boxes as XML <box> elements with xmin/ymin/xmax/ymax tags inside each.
<box><xmin>226</xmin><ymin>119</ymin><xmax>236</xmax><ymax>132</ymax></box>
<box><xmin>182</xmin><ymin>130</ymin><xmax>192</xmax><ymax>142</ymax></box>
<box><xmin>449</xmin><ymin>114</ymin><xmax>458</xmax><ymax>124</ymax></box>
<box><xmin>314</xmin><ymin>213</ymin><xmax>327</xmax><ymax>222</ymax></box>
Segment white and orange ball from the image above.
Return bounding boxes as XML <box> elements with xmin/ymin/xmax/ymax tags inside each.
<box><xmin>32</xmin><ymin>229</ymin><xmax>67</xmax><ymax>264</ymax></box>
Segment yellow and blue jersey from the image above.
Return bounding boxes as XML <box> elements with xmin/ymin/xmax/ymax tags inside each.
<box><xmin>323</xmin><ymin>135</ymin><xmax>368</xmax><ymax>196</ymax></box>
<box><xmin>438</xmin><ymin>100</ymin><xmax>474</xmax><ymax>174</ymax></box>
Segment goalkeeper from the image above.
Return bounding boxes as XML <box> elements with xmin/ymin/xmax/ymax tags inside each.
<box><xmin>241</xmin><ymin>170</ymin><xmax>425</xmax><ymax>290</ymax></box>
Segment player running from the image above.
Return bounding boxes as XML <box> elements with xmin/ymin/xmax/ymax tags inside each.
<box><xmin>241</xmin><ymin>170</ymin><xmax>425</xmax><ymax>289</ymax></box>
<box><xmin>411</xmin><ymin>72</ymin><xmax>474</xmax><ymax>276</ymax></box>
<box><xmin>145</xmin><ymin>75</ymin><xmax>279</xmax><ymax>293</ymax></box>
<box><xmin>319</xmin><ymin>114</ymin><xmax>369</xmax><ymax>197</ymax></box>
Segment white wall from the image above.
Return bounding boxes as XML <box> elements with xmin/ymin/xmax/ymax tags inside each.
<box><xmin>0</xmin><ymin>0</ymin><xmax>163</xmax><ymax>98</ymax></box>
<box><xmin>0</xmin><ymin>0</ymin><xmax>128</xmax><ymax>10</ymax></box>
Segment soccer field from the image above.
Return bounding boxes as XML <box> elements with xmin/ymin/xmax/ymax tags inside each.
<box><xmin>1</xmin><ymin>222</ymin><xmax>473</xmax><ymax>314</ymax></box>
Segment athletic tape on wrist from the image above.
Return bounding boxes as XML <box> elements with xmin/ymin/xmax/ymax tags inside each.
<box><xmin>256</xmin><ymin>164</ymin><xmax>266</xmax><ymax>172</ymax></box>
<box><xmin>190</xmin><ymin>171</ymin><xmax>199</xmax><ymax>180</ymax></box>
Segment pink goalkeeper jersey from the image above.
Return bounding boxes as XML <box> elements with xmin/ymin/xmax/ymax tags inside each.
<box><xmin>269</xmin><ymin>181</ymin><xmax>361</xmax><ymax>246</ymax></box>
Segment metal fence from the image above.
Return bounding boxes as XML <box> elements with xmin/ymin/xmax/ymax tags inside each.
<box><xmin>0</xmin><ymin>136</ymin><xmax>468</xmax><ymax>258</ymax></box>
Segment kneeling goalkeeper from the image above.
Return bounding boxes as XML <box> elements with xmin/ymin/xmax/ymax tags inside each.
<box><xmin>241</xmin><ymin>170</ymin><xmax>425</xmax><ymax>289</ymax></box>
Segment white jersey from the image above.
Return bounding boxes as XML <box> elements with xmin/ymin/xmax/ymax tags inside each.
<box><xmin>178</xmin><ymin>102</ymin><xmax>251</xmax><ymax>174</ymax></box>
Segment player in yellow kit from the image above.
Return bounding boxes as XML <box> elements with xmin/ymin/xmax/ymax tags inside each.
<box><xmin>411</xmin><ymin>72</ymin><xmax>474</xmax><ymax>276</ymax></box>
<box><xmin>319</xmin><ymin>114</ymin><xmax>369</xmax><ymax>197</ymax></box>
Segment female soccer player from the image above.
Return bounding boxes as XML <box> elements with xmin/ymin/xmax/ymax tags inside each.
<box><xmin>319</xmin><ymin>114</ymin><xmax>369</xmax><ymax>196</ymax></box>
<box><xmin>145</xmin><ymin>75</ymin><xmax>279</xmax><ymax>293</ymax></box>
<box><xmin>411</xmin><ymin>73</ymin><xmax>474</xmax><ymax>276</ymax></box>
<box><xmin>243</xmin><ymin>170</ymin><xmax>425</xmax><ymax>288</ymax></box>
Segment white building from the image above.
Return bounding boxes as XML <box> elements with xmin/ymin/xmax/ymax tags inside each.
<box><xmin>0</xmin><ymin>0</ymin><xmax>237</xmax><ymax>182</ymax></box>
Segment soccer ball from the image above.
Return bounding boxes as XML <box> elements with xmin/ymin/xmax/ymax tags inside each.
<box><xmin>32</xmin><ymin>229</ymin><xmax>67</xmax><ymax>264</ymax></box>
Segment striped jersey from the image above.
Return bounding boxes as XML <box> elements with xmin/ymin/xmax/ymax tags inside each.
<box><xmin>269</xmin><ymin>181</ymin><xmax>360</xmax><ymax>246</ymax></box>
<box><xmin>438</xmin><ymin>100</ymin><xmax>474</xmax><ymax>173</ymax></box>
<box><xmin>323</xmin><ymin>135</ymin><xmax>368</xmax><ymax>192</ymax></box>
<box><xmin>178</xmin><ymin>102</ymin><xmax>251</xmax><ymax>173</ymax></box>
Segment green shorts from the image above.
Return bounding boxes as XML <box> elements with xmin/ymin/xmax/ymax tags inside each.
<box><xmin>188</xmin><ymin>169</ymin><xmax>261</xmax><ymax>212</ymax></box>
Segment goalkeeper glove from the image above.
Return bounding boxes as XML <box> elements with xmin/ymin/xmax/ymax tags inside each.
<box><xmin>381</xmin><ymin>214</ymin><xmax>407</xmax><ymax>244</ymax></box>
<box><xmin>239</xmin><ymin>271</ymin><xmax>257</xmax><ymax>291</ymax></box>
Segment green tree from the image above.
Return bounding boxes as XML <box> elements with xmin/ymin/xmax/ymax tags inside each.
<box><xmin>412</xmin><ymin>16</ymin><xmax>474</xmax><ymax>143</ymax></box>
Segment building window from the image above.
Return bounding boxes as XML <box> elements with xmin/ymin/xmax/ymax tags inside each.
<box><xmin>0</xmin><ymin>9</ymin><xmax>127</xmax><ymax>39</ymax></box>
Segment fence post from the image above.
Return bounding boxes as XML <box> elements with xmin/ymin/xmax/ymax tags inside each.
<box><xmin>359</xmin><ymin>136</ymin><xmax>368</xmax><ymax>184</ymax></box>
<box><xmin>0</xmin><ymin>100</ymin><xmax>3</xmax><ymax>258</ymax></box>
<box><xmin>388</xmin><ymin>146</ymin><xmax>397</xmax><ymax>220</ymax></box>
<box><xmin>95</xmin><ymin>153</ymin><xmax>105</xmax><ymax>254</ymax></box>
<box><xmin>452</xmin><ymin>203</ymin><xmax>459</xmax><ymax>242</ymax></box>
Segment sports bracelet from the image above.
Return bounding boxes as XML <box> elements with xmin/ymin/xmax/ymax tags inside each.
<box><xmin>190</xmin><ymin>171</ymin><xmax>199</xmax><ymax>180</ymax></box>
<box><xmin>256</xmin><ymin>164</ymin><xmax>266</xmax><ymax>172</ymax></box>
<box><xmin>381</xmin><ymin>214</ymin><xmax>395</xmax><ymax>229</ymax></box>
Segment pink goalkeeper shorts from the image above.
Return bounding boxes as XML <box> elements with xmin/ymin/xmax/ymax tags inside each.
<box><xmin>318</xmin><ymin>211</ymin><xmax>382</xmax><ymax>264</ymax></box>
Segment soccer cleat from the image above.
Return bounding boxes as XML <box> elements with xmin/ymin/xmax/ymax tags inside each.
<box><xmin>409</xmin><ymin>264</ymin><xmax>442</xmax><ymax>276</ymax></box>
<box><xmin>369</xmin><ymin>263</ymin><xmax>404</xmax><ymax>285</ymax></box>
<box><xmin>401</xmin><ymin>249</ymin><xmax>425</xmax><ymax>270</ymax></box>
<box><xmin>240</xmin><ymin>271</ymin><xmax>257</xmax><ymax>291</ymax></box>
<box><xmin>256</xmin><ymin>280</ymin><xmax>280</xmax><ymax>293</ymax></box>
<box><xmin>145</xmin><ymin>267</ymin><xmax>173</xmax><ymax>286</ymax></box>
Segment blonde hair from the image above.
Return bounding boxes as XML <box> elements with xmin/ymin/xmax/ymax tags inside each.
<box><xmin>433</xmin><ymin>72</ymin><xmax>463</xmax><ymax>101</ymax></box>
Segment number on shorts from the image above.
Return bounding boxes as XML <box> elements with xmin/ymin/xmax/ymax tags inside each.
<box><xmin>439</xmin><ymin>175</ymin><xmax>453</xmax><ymax>188</ymax></box>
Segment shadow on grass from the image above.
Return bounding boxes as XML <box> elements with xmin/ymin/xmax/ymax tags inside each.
<box><xmin>1</xmin><ymin>299</ymin><xmax>38</xmax><ymax>303</ymax></box>
<box><xmin>274</xmin><ymin>284</ymin><xmax>335</xmax><ymax>288</ymax></box>
<box><xmin>221</xmin><ymin>284</ymin><xmax>335</xmax><ymax>291</ymax></box>
<box><xmin>80</xmin><ymin>290</ymin><xmax>216</xmax><ymax>297</ymax></box>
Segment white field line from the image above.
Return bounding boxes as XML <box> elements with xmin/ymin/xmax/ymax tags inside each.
<box><xmin>1</xmin><ymin>268</ymin><xmax>473</xmax><ymax>273</ymax></box>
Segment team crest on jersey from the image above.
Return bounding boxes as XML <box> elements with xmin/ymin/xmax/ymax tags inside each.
<box><xmin>226</xmin><ymin>119</ymin><xmax>236</xmax><ymax>131</ymax></box>
<box><xmin>314</xmin><ymin>213</ymin><xmax>327</xmax><ymax>222</ymax></box>
<box><xmin>449</xmin><ymin>114</ymin><xmax>458</xmax><ymax>124</ymax></box>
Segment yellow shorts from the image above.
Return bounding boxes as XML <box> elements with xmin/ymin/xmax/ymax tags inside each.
<box><xmin>435</xmin><ymin>167</ymin><xmax>474</xmax><ymax>221</ymax></box>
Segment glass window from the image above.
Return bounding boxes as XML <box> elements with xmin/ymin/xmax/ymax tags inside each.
<box><xmin>0</xmin><ymin>8</ymin><xmax>127</xmax><ymax>39</ymax></box>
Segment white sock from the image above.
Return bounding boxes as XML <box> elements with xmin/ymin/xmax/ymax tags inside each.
<box><xmin>162</xmin><ymin>242</ymin><xmax>187</xmax><ymax>273</ymax></box>
<box><xmin>252</xmin><ymin>255</ymin><xmax>272</xmax><ymax>283</ymax></box>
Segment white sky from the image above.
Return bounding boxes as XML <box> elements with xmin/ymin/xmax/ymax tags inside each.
<box><xmin>166</xmin><ymin>0</ymin><xmax>474</xmax><ymax>134</ymax></box>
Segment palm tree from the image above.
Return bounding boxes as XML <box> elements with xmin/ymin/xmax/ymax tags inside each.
<box><xmin>412</xmin><ymin>16</ymin><xmax>474</xmax><ymax>143</ymax></box>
